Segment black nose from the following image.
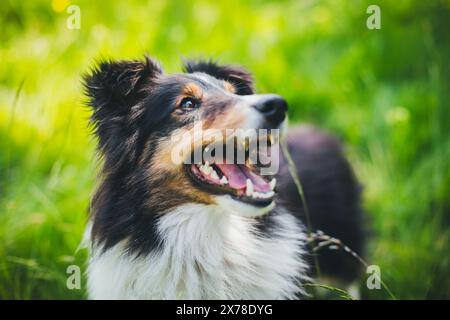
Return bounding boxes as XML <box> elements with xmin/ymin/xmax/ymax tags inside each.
<box><xmin>253</xmin><ymin>94</ymin><xmax>288</xmax><ymax>126</ymax></box>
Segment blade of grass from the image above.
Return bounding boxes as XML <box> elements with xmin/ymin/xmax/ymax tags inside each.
<box><xmin>282</xmin><ymin>131</ymin><xmax>397</xmax><ymax>299</ymax></box>
<box><xmin>308</xmin><ymin>231</ymin><xmax>397</xmax><ymax>299</ymax></box>
<box><xmin>5</xmin><ymin>79</ymin><xmax>25</xmax><ymax>192</ymax></box>
<box><xmin>303</xmin><ymin>283</ymin><xmax>356</xmax><ymax>300</ymax></box>
<box><xmin>280</xmin><ymin>136</ymin><xmax>321</xmax><ymax>277</ymax></box>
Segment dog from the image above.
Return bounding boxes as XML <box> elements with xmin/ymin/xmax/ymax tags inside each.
<box><xmin>83</xmin><ymin>56</ymin><xmax>365</xmax><ymax>299</ymax></box>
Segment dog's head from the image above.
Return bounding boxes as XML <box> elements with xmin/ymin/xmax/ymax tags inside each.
<box><xmin>84</xmin><ymin>56</ymin><xmax>288</xmax><ymax>249</ymax></box>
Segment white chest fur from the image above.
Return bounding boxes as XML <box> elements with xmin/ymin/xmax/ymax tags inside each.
<box><xmin>87</xmin><ymin>204</ymin><xmax>308</xmax><ymax>299</ymax></box>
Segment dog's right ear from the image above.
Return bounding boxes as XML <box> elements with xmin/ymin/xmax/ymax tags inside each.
<box><xmin>83</xmin><ymin>56</ymin><xmax>162</xmax><ymax>151</ymax></box>
<box><xmin>183</xmin><ymin>59</ymin><xmax>254</xmax><ymax>95</ymax></box>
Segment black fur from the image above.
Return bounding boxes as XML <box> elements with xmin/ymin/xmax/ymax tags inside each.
<box><xmin>84</xmin><ymin>56</ymin><xmax>163</xmax><ymax>155</ymax></box>
<box><xmin>84</xmin><ymin>56</ymin><xmax>366</xmax><ymax>285</ymax></box>
<box><xmin>84</xmin><ymin>56</ymin><xmax>166</xmax><ymax>254</ymax></box>
<box><xmin>184</xmin><ymin>59</ymin><xmax>254</xmax><ymax>95</ymax></box>
<box><xmin>83</xmin><ymin>57</ymin><xmax>255</xmax><ymax>255</ymax></box>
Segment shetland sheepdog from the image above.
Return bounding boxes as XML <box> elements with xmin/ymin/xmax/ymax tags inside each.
<box><xmin>83</xmin><ymin>56</ymin><xmax>365</xmax><ymax>299</ymax></box>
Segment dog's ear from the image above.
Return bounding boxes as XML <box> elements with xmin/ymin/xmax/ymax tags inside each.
<box><xmin>83</xmin><ymin>56</ymin><xmax>162</xmax><ymax>152</ymax></box>
<box><xmin>183</xmin><ymin>60</ymin><xmax>254</xmax><ymax>95</ymax></box>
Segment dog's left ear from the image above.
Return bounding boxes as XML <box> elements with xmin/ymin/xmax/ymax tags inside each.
<box><xmin>84</xmin><ymin>56</ymin><xmax>162</xmax><ymax>119</ymax></box>
<box><xmin>183</xmin><ymin>60</ymin><xmax>254</xmax><ymax>95</ymax></box>
<box><xmin>83</xmin><ymin>56</ymin><xmax>162</xmax><ymax>155</ymax></box>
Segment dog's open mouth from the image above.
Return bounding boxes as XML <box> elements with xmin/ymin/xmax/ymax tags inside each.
<box><xmin>186</xmin><ymin>138</ymin><xmax>276</xmax><ymax>207</ymax></box>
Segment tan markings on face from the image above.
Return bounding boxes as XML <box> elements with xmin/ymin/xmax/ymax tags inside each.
<box><xmin>185</xmin><ymin>82</ymin><xmax>203</xmax><ymax>97</ymax></box>
<box><xmin>148</xmin><ymin>133</ymin><xmax>215</xmax><ymax>206</ymax></box>
<box><xmin>174</xmin><ymin>82</ymin><xmax>204</xmax><ymax>106</ymax></box>
<box><xmin>152</xmin><ymin>126</ymin><xmax>232</xmax><ymax>168</ymax></box>
<box><xmin>224</xmin><ymin>81</ymin><xmax>236</xmax><ymax>93</ymax></box>
<box><xmin>147</xmin><ymin>169</ymin><xmax>214</xmax><ymax>209</ymax></box>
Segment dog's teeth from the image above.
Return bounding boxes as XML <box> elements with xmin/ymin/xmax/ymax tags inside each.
<box><xmin>246</xmin><ymin>179</ymin><xmax>254</xmax><ymax>197</ymax></box>
<box><xmin>251</xmin><ymin>190</ymin><xmax>274</xmax><ymax>199</ymax></box>
<box><xmin>203</xmin><ymin>162</ymin><xmax>213</xmax><ymax>174</ymax></box>
<box><xmin>268</xmin><ymin>134</ymin><xmax>274</xmax><ymax>145</ymax></box>
<box><xmin>266</xmin><ymin>191</ymin><xmax>274</xmax><ymax>198</ymax></box>
<box><xmin>210</xmin><ymin>170</ymin><xmax>219</xmax><ymax>181</ymax></box>
<box><xmin>269</xmin><ymin>178</ymin><xmax>276</xmax><ymax>190</ymax></box>
<box><xmin>199</xmin><ymin>162</ymin><xmax>215</xmax><ymax>176</ymax></box>
<box><xmin>220</xmin><ymin>175</ymin><xmax>228</xmax><ymax>185</ymax></box>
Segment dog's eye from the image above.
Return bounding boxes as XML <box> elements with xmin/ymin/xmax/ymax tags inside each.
<box><xmin>179</xmin><ymin>97</ymin><xmax>199</xmax><ymax>109</ymax></box>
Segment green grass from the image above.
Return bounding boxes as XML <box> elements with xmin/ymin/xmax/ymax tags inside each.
<box><xmin>1</xmin><ymin>0</ymin><xmax>449</xmax><ymax>299</ymax></box>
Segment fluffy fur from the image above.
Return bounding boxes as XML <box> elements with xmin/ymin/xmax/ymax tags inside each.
<box><xmin>83</xmin><ymin>56</ymin><xmax>365</xmax><ymax>300</ymax></box>
<box><xmin>87</xmin><ymin>204</ymin><xmax>308</xmax><ymax>299</ymax></box>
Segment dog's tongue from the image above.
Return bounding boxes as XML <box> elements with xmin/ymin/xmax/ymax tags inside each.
<box><xmin>215</xmin><ymin>163</ymin><xmax>270</xmax><ymax>192</ymax></box>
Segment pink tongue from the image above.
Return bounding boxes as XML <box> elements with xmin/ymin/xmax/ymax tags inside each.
<box><xmin>214</xmin><ymin>164</ymin><xmax>270</xmax><ymax>192</ymax></box>
<box><xmin>244</xmin><ymin>168</ymin><xmax>271</xmax><ymax>192</ymax></box>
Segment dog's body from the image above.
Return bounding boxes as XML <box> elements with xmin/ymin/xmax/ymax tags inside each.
<box><xmin>87</xmin><ymin>205</ymin><xmax>307</xmax><ymax>299</ymax></box>
<box><xmin>83</xmin><ymin>57</ymin><xmax>365</xmax><ymax>299</ymax></box>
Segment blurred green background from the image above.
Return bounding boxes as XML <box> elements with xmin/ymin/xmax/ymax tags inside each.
<box><xmin>0</xmin><ymin>0</ymin><xmax>449</xmax><ymax>299</ymax></box>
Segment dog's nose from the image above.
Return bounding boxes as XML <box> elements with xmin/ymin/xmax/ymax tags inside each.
<box><xmin>253</xmin><ymin>94</ymin><xmax>288</xmax><ymax>127</ymax></box>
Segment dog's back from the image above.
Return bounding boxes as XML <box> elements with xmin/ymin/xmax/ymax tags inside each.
<box><xmin>277</xmin><ymin>125</ymin><xmax>366</xmax><ymax>287</ymax></box>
